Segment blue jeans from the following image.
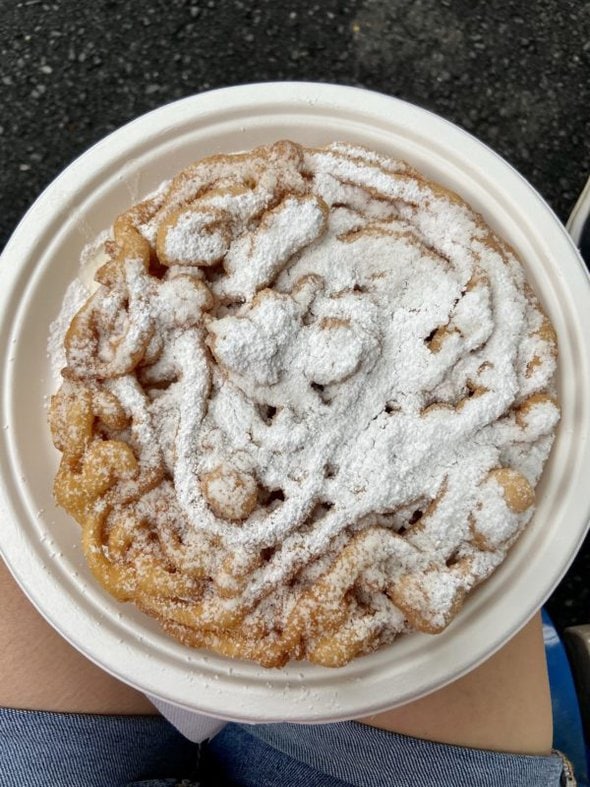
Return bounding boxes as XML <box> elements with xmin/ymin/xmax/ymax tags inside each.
<box><xmin>0</xmin><ymin>707</ymin><xmax>571</xmax><ymax>786</ymax></box>
<box><xmin>203</xmin><ymin>722</ymin><xmax>570</xmax><ymax>787</ymax></box>
<box><xmin>0</xmin><ymin>707</ymin><xmax>199</xmax><ymax>786</ymax></box>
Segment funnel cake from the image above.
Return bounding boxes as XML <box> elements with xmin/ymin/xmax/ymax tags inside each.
<box><xmin>49</xmin><ymin>141</ymin><xmax>559</xmax><ymax>667</ymax></box>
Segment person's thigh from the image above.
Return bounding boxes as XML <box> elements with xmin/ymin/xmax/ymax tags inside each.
<box><xmin>0</xmin><ymin>558</ymin><xmax>202</xmax><ymax>786</ymax></box>
<box><xmin>361</xmin><ymin>614</ymin><xmax>554</xmax><ymax>755</ymax></box>
<box><xmin>0</xmin><ymin>556</ymin><xmax>153</xmax><ymax>714</ymax></box>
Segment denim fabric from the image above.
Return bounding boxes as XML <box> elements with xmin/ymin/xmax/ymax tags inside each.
<box><xmin>0</xmin><ymin>707</ymin><xmax>200</xmax><ymax>787</ymax></box>
<box><xmin>0</xmin><ymin>707</ymin><xmax>571</xmax><ymax>787</ymax></box>
<box><xmin>201</xmin><ymin>721</ymin><xmax>568</xmax><ymax>787</ymax></box>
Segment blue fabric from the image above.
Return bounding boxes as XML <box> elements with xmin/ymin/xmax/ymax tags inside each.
<box><xmin>543</xmin><ymin>610</ymin><xmax>588</xmax><ymax>783</ymax></box>
<box><xmin>202</xmin><ymin>721</ymin><xmax>568</xmax><ymax>787</ymax></box>
<box><xmin>0</xmin><ymin>707</ymin><xmax>200</xmax><ymax>787</ymax></box>
<box><xmin>0</xmin><ymin>707</ymin><xmax>571</xmax><ymax>786</ymax></box>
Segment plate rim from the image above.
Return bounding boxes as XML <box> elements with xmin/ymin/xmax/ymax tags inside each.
<box><xmin>1</xmin><ymin>81</ymin><xmax>589</xmax><ymax>722</ymax></box>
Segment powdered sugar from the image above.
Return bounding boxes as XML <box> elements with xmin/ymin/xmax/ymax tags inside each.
<box><xmin>47</xmin><ymin>234</ymin><xmax>109</xmax><ymax>382</ymax></box>
<box><xmin>164</xmin><ymin>210</ymin><xmax>230</xmax><ymax>266</ymax></box>
<box><xmin>216</xmin><ymin>195</ymin><xmax>328</xmax><ymax>301</ymax></box>
<box><xmin>48</xmin><ymin>141</ymin><xmax>560</xmax><ymax>662</ymax></box>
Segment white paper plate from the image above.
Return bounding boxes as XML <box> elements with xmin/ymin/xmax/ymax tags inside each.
<box><xmin>1</xmin><ymin>83</ymin><xmax>589</xmax><ymax>723</ymax></box>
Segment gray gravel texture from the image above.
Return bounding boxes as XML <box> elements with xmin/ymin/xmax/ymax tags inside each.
<box><xmin>0</xmin><ymin>0</ymin><xmax>588</xmax><ymax>629</ymax></box>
